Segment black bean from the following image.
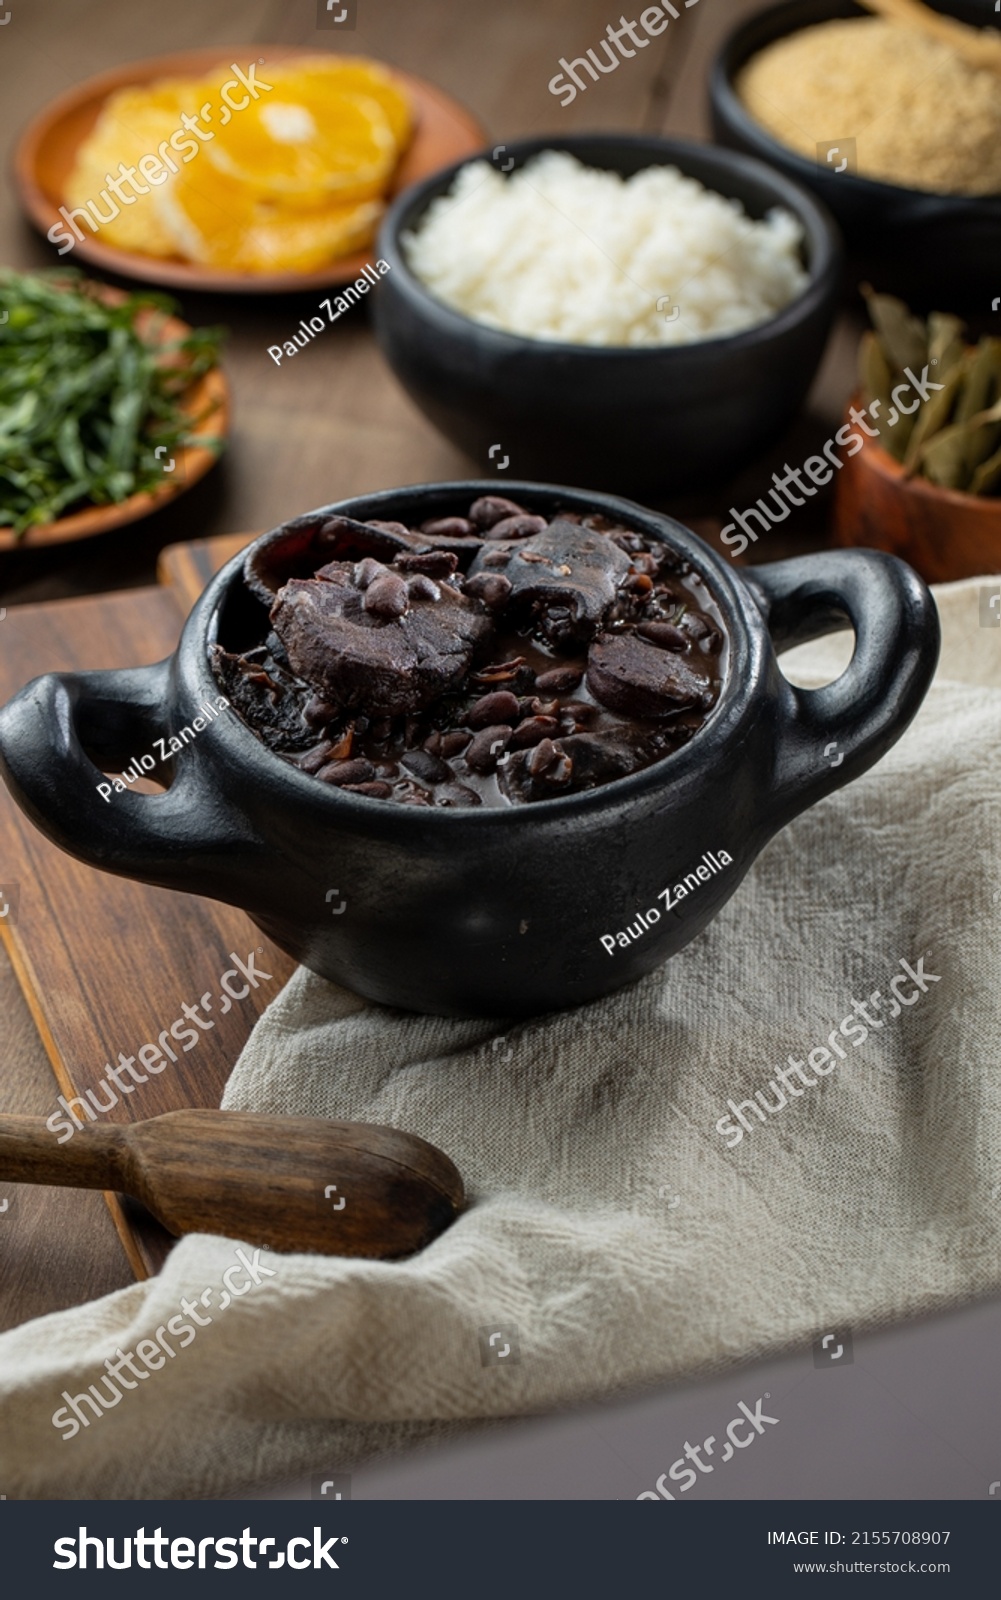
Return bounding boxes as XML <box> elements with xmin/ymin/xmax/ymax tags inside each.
<box><xmin>465</xmin><ymin>725</ymin><xmax>511</xmax><ymax>772</ymax></box>
<box><xmin>485</xmin><ymin>514</ymin><xmax>547</xmax><ymax>541</ymax></box>
<box><xmin>364</xmin><ymin>520</ymin><xmax>412</xmax><ymax>538</ymax></box>
<box><xmin>467</xmin><ymin>690</ymin><xmax>520</xmax><ymax>728</ymax></box>
<box><xmin>509</xmin><ymin>715</ymin><xmax>560</xmax><ymax>748</ymax></box>
<box><xmin>303</xmin><ymin>696</ymin><xmax>340</xmax><ymax>729</ymax></box>
<box><xmin>363</xmin><ymin>571</ymin><xmax>409</xmax><ymax>619</ymax></box>
<box><xmin>353</xmin><ymin>557</ymin><xmax>384</xmax><ymax>590</ymax></box>
<box><xmin>316</xmin><ymin>758</ymin><xmax>377</xmax><ymax>786</ymax></box>
<box><xmin>526</xmin><ymin>738</ymin><xmax>572</xmax><ymax>783</ymax></box>
<box><xmin>439</xmin><ymin>730</ymin><xmax>472</xmax><ymax>757</ymax></box>
<box><xmin>471</xmin><ymin>658</ymin><xmax>534</xmax><ymax>691</ymax></box>
<box><xmin>395</xmin><ymin>550</ymin><xmax>459</xmax><ymax>577</ymax></box>
<box><xmin>344</xmin><ymin>781</ymin><xmax>393</xmax><ymax>799</ymax></box>
<box><xmin>402</xmin><ymin>749</ymin><xmax>451</xmax><ymax>785</ymax></box>
<box><xmin>468</xmin><ymin>495</ymin><xmax>527</xmax><ymax>529</ymax></box>
<box><xmin>480</xmin><ymin>549</ymin><xmax>513</xmax><ymax>568</ymax></box>
<box><xmin>464</xmin><ymin>571</ymin><xmax>513</xmax><ymax>610</ymax></box>
<box><xmin>406</xmin><ymin>573</ymin><xmax>441</xmax><ymax>603</ymax></box>
<box><xmin>534</xmin><ymin>666</ymin><xmax>583</xmax><ymax>694</ymax></box>
<box><xmin>561</xmin><ymin>699</ymin><xmax>598</xmax><ymax>726</ymax></box>
<box><xmin>636</xmin><ymin>622</ymin><xmax>689</xmax><ymax>652</ymax></box>
<box><xmin>299</xmin><ymin>740</ymin><xmax>334</xmax><ymax>773</ymax></box>
<box><xmin>420</xmin><ymin>516</ymin><xmax>477</xmax><ymax>537</ymax></box>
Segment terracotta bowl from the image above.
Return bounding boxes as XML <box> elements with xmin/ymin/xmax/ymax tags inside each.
<box><xmin>832</xmin><ymin>398</ymin><xmax>1001</xmax><ymax>584</ymax></box>
<box><xmin>0</xmin><ymin>287</ymin><xmax>228</xmax><ymax>551</ymax></box>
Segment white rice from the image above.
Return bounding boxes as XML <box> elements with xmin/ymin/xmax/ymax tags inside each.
<box><xmin>403</xmin><ymin>151</ymin><xmax>810</xmax><ymax>348</ymax></box>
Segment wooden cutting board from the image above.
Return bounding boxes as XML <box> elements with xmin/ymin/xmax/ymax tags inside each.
<box><xmin>0</xmin><ymin>533</ymin><xmax>295</xmax><ymax>1278</ymax></box>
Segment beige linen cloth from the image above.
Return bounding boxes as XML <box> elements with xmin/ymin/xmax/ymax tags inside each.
<box><xmin>2</xmin><ymin>575</ymin><xmax>1000</xmax><ymax>1500</ymax></box>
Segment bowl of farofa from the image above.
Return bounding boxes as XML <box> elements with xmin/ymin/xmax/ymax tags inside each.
<box><xmin>710</xmin><ymin>0</ymin><xmax>1001</xmax><ymax>311</ymax></box>
<box><xmin>372</xmin><ymin>135</ymin><xmax>841</xmax><ymax>495</ymax></box>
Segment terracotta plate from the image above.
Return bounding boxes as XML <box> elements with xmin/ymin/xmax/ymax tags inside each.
<box><xmin>0</xmin><ymin>288</ymin><xmax>229</xmax><ymax>550</ymax></box>
<box><xmin>13</xmin><ymin>45</ymin><xmax>487</xmax><ymax>295</ymax></box>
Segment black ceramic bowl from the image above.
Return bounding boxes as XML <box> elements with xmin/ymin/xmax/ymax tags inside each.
<box><xmin>710</xmin><ymin>0</ymin><xmax>1001</xmax><ymax>312</ymax></box>
<box><xmin>373</xmin><ymin>136</ymin><xmax>842</xmax><ymax>496</ymax></box>
<box><xmin>0</xmin><ymin>481</ymin><xmax>939</xmax><ymax>1020</ymax></box>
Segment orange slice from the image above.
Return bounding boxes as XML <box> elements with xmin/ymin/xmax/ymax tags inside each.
<box><xmin>267</xmin><ymin>56</ymin><xmax>412</xmax><ymax>148</ymax></box>
<box><xmin>237</xmin><ymin>197</ymin><xmax>384</xmax><ymax>273</ymax></box>
<box><xmin>154</xmin><ymin>158</ymin><xmax>383</xmax><ymax>272</ymax></box>
<box><xmin>204</xmin><ymin>88</ymin><xmax>396</xmax><ymax>206</ymax></box>
<box><xmin>66</xmin><ymin>101</ymin><xmax>182</xmax><ymax>257</ymax></box>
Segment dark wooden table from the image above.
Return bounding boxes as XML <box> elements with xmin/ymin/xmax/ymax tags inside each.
<box><xmin>0</xmin><ymin>0</ymin><xmax>857</xmax><ymax>1331</ymax></box>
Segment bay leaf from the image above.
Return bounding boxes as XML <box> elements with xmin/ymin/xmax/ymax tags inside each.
<box><xmin>970</xmin><ymin>440</ymin><xmax>1001</xmax><ymax>495</ymax></box>
<box><xmin>861</xmin><ymin>284</ymin><xmax>926</xmax><ymax>375</ymax></box>
<box><xmin>902</xmin><ymin>358</ymin><xmax>968</xmax><ymax>475</ymax></box>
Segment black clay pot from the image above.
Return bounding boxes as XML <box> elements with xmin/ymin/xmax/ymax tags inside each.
<box><xmin>710</xmin><ymin>0</ymin><xmax>1001</xmax><ymax>314</ymax></box>
<box><xmin>0</xmin><ymin>482</ymin><xmax>939</xmax><ymax>1019</ymax></box>
<box><xmin>373</xmin><ymin>135</ymin><xmax>842</xmax><ymax>496</ymax></box>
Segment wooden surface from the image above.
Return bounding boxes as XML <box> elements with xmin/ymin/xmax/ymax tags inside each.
<box><xmin>0</xmin><ymin>0</ymin><xmax>860</xmax><ymax>1333</ymax></box>
<box><xmin>0</xmin><ymin>535</ymin><xmax>297</xmax><ymax>1294</ymax></box>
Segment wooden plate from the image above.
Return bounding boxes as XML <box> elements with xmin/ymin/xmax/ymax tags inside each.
<box><xmin>14</xmin><ymin>45</ymin><xmax>487</xmax><ymax>295</ymax></box>
<box><xmin>0</xmin><ymin>289</ymin><xmax>229</xmax><ymax>550</ymax></box>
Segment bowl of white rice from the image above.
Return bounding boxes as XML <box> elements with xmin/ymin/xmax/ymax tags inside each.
<box><xmin>373</xmin><ymin>135</ymin><xmax>841</xmax><ymax>494</ymax></box>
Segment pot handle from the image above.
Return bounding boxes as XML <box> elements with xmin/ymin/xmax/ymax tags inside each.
<box><xmin>742</xmin><ymin>550</ymin><xmax>940</xmax><ymax>815</ymax></box>
<box><xmin>0</xmin><ymin>660</ymin><xmax>259</xmax><ymax>891</ymax></box>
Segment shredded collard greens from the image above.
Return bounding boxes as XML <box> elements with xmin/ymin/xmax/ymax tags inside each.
<box><xmin>0</xmin><ymin>269</ymin><xmax>225</xmax><ymax>537</ymax></box>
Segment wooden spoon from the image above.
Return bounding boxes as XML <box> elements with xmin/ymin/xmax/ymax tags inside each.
<box><xmin>0</xmin><ymin>1109</ymin><xmax>465</xmax><ymax>1259</ymax></box>
<box><xmin>858</xmin><ymin>0</ymin><xmax>1001</xmax><ymax>74</ymax></box>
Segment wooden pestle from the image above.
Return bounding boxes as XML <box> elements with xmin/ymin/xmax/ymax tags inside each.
<box><xmin>0</xmin><ymin>1109</ymin><xmax>465</xmax><ymax>1259</ymax></box>
<box><xmin>858</xmin><ymin>0</ymin><xmax>1001</xmax><ymax>74</ymax></box>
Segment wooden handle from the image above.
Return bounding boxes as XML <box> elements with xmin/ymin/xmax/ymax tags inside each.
<box><xmin>858</xmin><ymin>0</ymin><xmax>1001</xmax><ymax>72</ymax></box>
<box><xmin>0</xmin><ymin>1110</ymin><xmax>465</xmax><ymax>1260</ymax></box>
<box><xmin>0</xmin><ymin>1115</ymin><xmax>128</xmax><ymax>1190</ymax></box>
